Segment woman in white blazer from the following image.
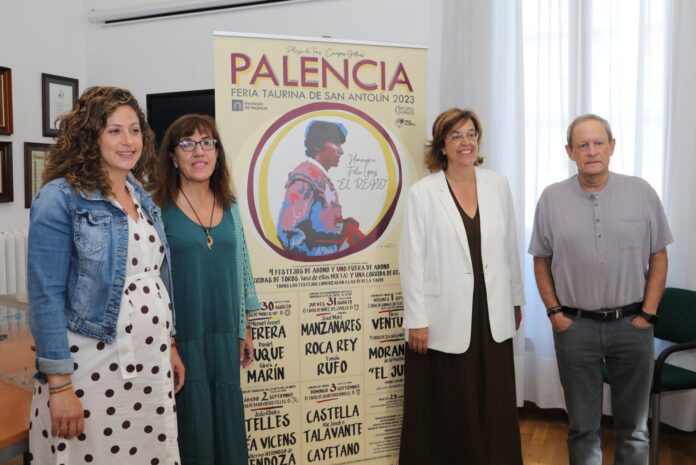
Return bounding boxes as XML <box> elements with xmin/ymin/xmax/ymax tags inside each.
<box><xmin>398</xmin><ymin>108</ymin><xmax>525</xmax><ymax>465</ymax></box>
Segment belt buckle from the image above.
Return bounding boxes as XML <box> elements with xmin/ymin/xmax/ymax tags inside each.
<box><xmin>599</xmin><ymin>309</ymin><xmax>621</xmax><ymax>320</ymax></box>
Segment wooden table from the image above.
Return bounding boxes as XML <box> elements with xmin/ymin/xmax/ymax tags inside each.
<box><xmin>0</xmin><ymin>382</ymin><xmax>31</xmax><ymax>463</ymax></box>
<box><xmin>0</xmin><ymin>293</ymin><xmax>32</xmax><ymax>464</ymax></box>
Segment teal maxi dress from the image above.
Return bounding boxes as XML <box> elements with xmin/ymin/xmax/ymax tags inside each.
<box><xmin>162</xmin><ymin>202</ymin><xmax>260</xmax><ymax>465</ymax></box>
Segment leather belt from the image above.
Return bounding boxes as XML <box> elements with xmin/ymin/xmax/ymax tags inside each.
<box><xmin>561</xmin><ymin>301</ymin><xmax>643</xmax><ymax>321</ymax></box>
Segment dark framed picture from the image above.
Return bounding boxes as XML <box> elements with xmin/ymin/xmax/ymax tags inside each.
<box><xmin>42</xmin><ymin>73</ymin><xmax>78</xmax><ymax>137</ymax></box>
<box><xmin>0</xmin><ymin>142</ymin><xmax>13</xmax><ymax>203</ymax></box>
<box><xmin>0</xmin><ymin>67</ymin><xmax>13</xmax><ymax>135</ymax></box>
<box><xmin>24</xmin><ymin>142</ymin><xmax>51</xmax><ymax>208</ymax></box>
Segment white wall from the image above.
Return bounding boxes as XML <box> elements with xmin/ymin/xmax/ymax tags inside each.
<box><xmin>0</xmin><ymin>0</ymin><xmax>88</xmax><ymax>230</ymax></box>
<box><xmin>0</xmin><ymin>0</ymin><xmax>444</xmax><ymax>231</ymax></box>
<box><xmin>85</xmin><ymin>0</ymin><xmax>442</xmax><ymax>119</ymax></box>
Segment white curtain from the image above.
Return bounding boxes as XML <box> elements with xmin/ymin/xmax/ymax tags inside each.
<box><xmin>657</xmin><ymin>0</ymin><xmax>696</xmax><ymax>432</ymax></box>
<box><xmin>438</xmin><ymin>0</ymin><xmax>696</xmax><ymax>431</ymax></box>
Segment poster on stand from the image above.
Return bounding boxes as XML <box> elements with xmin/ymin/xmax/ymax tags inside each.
<box><xmin>214</xmin><ymin>32</ymin><xmax>427</xmax><ymax>465</ymax></box>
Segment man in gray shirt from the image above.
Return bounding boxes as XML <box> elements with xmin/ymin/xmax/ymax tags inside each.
<box><xmin>529</xmin><ymin>114</ymin><xmax>672</xmax><ymax>465</ymax></box>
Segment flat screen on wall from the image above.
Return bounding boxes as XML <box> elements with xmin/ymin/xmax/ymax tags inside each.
<box><xmin>146</xmin><ymin>89</ymin><xmax>214</xmax><ymax>149</ymax></box>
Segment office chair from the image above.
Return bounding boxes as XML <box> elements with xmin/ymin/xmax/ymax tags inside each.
<box><xmin>648</xmin><ymin>287</ymin><xmax>696</xmax><ymax>465</ymax></box>
<box><xmin>603</xmin><ymin>288</ymin><xmax>696</xmax><ymax>464</ymax></box>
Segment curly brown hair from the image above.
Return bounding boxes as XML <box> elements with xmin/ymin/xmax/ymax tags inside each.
<box><xmin>42</xmin><ymin>86</ymin><xmax>155</xmax><ymax>197</ymax></box>
<box><xmin>425</xmin><ymin>108</ymin><xmax>484</xmax><ymax>172</ymax></box>
<box><xmin>149</xmin><ymin>114</ymin><xmax>235</xmax><ymax>210</ymax></box>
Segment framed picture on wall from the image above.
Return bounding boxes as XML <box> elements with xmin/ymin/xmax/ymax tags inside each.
<box><xmin>24</xmin><ymin>142</ymin><xmax>51</xmax><ymax>208</ymax></box>
<box><xmin>42</xmin><ymin>73</ymin><xmax>78</xmax><ymax>137</ymax></box>
<box><xmin>0</xmin><ymin>67</ymin><xmax>13</xmax><ymax>135</ymax></box>
<box><xmin>0</xmin><ymin>142</ymin><xmax>13</xmax><ymax>203</ymax></box>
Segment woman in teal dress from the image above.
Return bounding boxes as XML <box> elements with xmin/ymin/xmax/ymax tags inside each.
<box><xmin>150</xmin><ymin>114</ymin><xmax>260</xmax><ymax>465</ymax></box>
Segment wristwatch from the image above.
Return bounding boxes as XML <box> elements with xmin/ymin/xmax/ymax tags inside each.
<box><xmin>638</xmin><ymin>309</ymin><xmax>659</xmax><ymax>324</ymax></box>
<box><xmin>546</xmin><ymin>306</ymin><xmax>563</xmax><ymax>317</ymax></box>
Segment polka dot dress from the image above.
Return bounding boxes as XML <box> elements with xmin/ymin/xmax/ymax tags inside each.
<box><xmin>29</xmin><ymin>186</ymin><xmax>180</xmax><ymax>465</ymax></box>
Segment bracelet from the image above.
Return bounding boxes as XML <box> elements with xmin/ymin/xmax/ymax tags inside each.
<box><xmin>546</xmin><ymin>306</ymin><xmax>563</xmax><ymax>317</ymax></box>
<box><xmin>49</xmin><ymin>381</ymin><xmax>72</xmax><ymax>391</ymax></box>
<box><xmin>49</xmin><ymin>382</ymin><xmax>73</xmax><ymax>395</ymax></box>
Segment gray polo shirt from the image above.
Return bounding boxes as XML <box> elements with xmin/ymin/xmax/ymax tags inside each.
<box><xmin>528</xmin><ymin>172</ymin><xmax>673</xmax><ymax>310</ymax></box>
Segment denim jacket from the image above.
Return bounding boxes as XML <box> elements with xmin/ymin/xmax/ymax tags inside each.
<box><xmin>27</xmin><ymin>177</ymin><xmax>174</xmax><ymax>381</ymax></box>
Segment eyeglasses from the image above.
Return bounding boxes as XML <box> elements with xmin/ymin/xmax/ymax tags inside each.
<box><xmin>447</xmin><ymin>130</ymin><xmax>479</xmax><ymax>142</ymax></box>
<box><xmin>177</xmin><ymin>139</ymin><xmax>218</xmax><ymax>152</ymax></box>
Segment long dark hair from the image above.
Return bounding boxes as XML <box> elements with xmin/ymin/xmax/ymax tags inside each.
<box><xmin>149</xmin><ymin>114</ymin><xmax>235</xmax><ymax>209</ymax></box>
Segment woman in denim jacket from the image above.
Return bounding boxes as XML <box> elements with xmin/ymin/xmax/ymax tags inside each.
<box><xmin>27</xmin><ymin>86</ymin><xmax>185</xmax><ymax>464</ymax></box>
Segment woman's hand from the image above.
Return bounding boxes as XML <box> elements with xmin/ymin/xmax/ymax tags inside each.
<box><xmin>47</xmin><ymin>375</ymin><xmax>84</xmax><ymax>440</ymax></box>
<box><xmin>240</xmin><ymin>327</ymin><xmax>254</xmax><ymax>369</ymax></box>
<box><xmin>170</xmin><ymin>344</ymin><xmax>186</xmax><ymax>394</ymax></box>
<box><xmin>408</xmin><ymin>327</ymin><xmax>429</xmax><ymax>354</ymax></box>
<box><xmin>514</xmin><ymin>306</ymin><xmax>522</xmax><ymax>330</ymax></box>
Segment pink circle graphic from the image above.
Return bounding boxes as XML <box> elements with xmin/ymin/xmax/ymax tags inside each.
<box><xmin>247</xmin><ymin>102</ymin><xmax>402</xmax><ymax>262</ymax></box>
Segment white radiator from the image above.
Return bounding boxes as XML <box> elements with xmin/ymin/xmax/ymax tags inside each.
<box><xmin>0</xmin><ymin>230</ymin><xmax>28</xmax><ymax>295</ymax></box>
<box><xmin>0</xmin><ymin>230</ymin><xmax>31</xmax><ymax>390</ymax></box>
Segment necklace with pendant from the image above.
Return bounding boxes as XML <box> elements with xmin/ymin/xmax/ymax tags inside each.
<box><xmin>180</xmin><ymin>189</ymin><xmax>215</xmax><ymax>250</ymax></box>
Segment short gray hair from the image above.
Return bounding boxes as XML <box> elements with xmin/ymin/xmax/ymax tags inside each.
<box><xmin>566</xmin><ymin>114</ymin><xmax>613</xmax><ymax>148</ymax></box>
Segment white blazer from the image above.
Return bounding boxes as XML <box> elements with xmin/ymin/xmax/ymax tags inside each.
<box><xmin>399</xmin><ymin>168</ymin><xmax>525</xmax><ymax>353</ymax></box>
